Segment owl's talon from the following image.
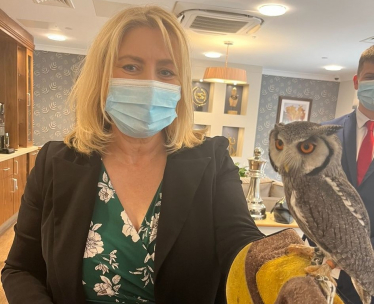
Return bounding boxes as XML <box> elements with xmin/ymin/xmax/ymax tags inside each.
<box><xmin>315</xmin><ymin>275</ymin><xmax>336</xmax><ymax>304</ymax></box>
<box><xmin>305</xmin><ymin>264</ymin><xmax>337</xmax><ymax>286</ymax></box>
<box><xmin>311</xmin><ymin>256</ymin><xmax>323</xmax><ymax>265</ymax></box>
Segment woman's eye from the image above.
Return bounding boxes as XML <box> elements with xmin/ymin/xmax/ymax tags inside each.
<box><xmin>159</xmin><ymin>69</ymin><xmax>175</xmax><ymax>77</ymax></box>
<box><xmin>275</xmin><ymin>139</ymin><xmax>284</xmax><ymax>150</ymax></box>
<box><xmin>122</xmin><ymin>65</ymin><xmax>137</xmax><ymax>72</ymax></box>
<box><xmin>299</xmin><ymin>142</ymin><xmax>316</xmax><ymax>154</ymax></box>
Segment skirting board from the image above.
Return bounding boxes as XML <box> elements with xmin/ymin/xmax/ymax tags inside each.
<box><xmin>0</xmin><ymin>213</ymin><xmax>17</xmax><ymax>236</ymax></box>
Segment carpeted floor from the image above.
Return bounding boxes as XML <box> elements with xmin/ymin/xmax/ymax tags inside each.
<box><xmin>0</xmin><ymin>225</ymin><xmax>15</xmax><ymax>304</ymax></box>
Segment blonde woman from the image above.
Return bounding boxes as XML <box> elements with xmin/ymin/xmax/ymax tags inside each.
<box><xmin>2</xmin><ymin>5</ymin><xmax>264</xmax><ymax>303</ymax></box>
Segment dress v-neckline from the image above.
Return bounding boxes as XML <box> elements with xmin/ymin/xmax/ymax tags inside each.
<box><xmin>101</xmin><ymin>163</ymin><xmax>162</xmax><ymax>234</ymax></box>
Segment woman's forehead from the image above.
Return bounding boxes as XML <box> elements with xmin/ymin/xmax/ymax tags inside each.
<box><xmin>117</xmin><ymin>27</ymin><xmax>181</xmax><ymax>63</ymax></box>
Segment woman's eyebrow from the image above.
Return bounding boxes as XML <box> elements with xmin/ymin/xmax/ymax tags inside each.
<box><xmin>117</xmin><ymin>55</ymin><xmax>174</xmax><ymax>66</ymax></box>
<box><xmin>157</xmin><ymin>59</ymin><xmax>175</xmax><ymax>66</ymax></box>
<box><xmin>117</xmin><ymin>55</ymin><xmax>144</xmax><ymax>63</ymax></box>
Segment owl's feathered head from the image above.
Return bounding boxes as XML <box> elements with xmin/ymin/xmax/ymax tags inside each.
<box><xmin>269</xmin><ymin>121</ymin><xmax>342</xmax><ymax>177</ymax></box>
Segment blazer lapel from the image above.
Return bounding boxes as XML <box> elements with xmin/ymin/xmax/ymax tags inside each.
<box><xmin>52</xmin><ymin>154</ymin><xmax>101</xmax><ymax>303</ymax></box>
<box><xmin>342</xmin><ymin>112</ymin><xmax>357</xmax><ymax>187</ymax></box>
<box><xmin>154</xmin><ymin>156</ymin><xmax>211</xmax><ymax>279</ymax></box>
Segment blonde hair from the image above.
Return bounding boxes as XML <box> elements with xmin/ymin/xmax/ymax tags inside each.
<box><xmin>64</xmin><ymin>5</ymin><xmax>205</xmax><ymax>155</ymax></box>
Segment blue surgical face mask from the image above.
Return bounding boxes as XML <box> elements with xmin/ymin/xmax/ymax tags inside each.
<box><xmin>357</xmin><ymin>80</ymin><xmax>374</xmax><ymax>111</ymax></box>
<box><xmin>105</xmin><ymin>78</ymin><xmax>181</xmax><ymax>138</ymax></box>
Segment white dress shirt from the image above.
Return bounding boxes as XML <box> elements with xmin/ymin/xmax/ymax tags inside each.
<box><xmin>356</xmin><ymin>108</ymin><xmax>374</xmax><ymax>160</ymax></box>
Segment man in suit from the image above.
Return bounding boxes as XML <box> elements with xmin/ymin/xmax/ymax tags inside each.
<box><xmin>322</xmin><ymin>45</ymin><xmax>374</xmax><ymax>303</ymax></box>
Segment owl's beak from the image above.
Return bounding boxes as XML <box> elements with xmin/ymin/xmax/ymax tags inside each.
<box><xmin>284</xmin><ymin>164</ymin><xmax>289</xmax><ymax>173</ymax></box>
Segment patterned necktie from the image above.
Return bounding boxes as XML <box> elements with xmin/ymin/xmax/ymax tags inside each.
<box><xmin>357</xmin><ymin>120</ymin><xmax>374</xmax><ymax>185</ymax></box>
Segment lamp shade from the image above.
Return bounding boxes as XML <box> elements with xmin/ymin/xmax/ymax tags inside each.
<box><xmin>203</xmin><ymin>67</ymin><xmax>247</xmax><ymax>84</ymax></box>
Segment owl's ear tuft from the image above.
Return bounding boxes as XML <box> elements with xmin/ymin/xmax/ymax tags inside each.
<box><xmin>274</xmin><ymin>123</ymin><xmax>286</xmax><ymax>129</ymax></box>
<box><xmin>273</xmin><ymin>123</ymin><xmax>285</xmax><ymax>133</ymax></box>
<box><xmin>320</xmin><ymin>125</ymin><xmax>342</xmax><ymax>136</ymax></box>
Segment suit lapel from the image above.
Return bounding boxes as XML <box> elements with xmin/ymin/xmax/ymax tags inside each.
<box><xmin>154</xmin><ymin>156</ymin><xmax>211</xmax><ymax>279</ymax></box>
<box><xmin>360</xmin><ymin>153</ymin><xmax>374</xmax><ymax>187</ymax></box>
<box><xmin>342</xmin><ymin>112</ymin><xmax>357</xmax><ymax>187</ymax></box>
<box><xmin>52</xmin><ymin>154</ymin><xmax>101</xmax><ymax>303</ymax></box>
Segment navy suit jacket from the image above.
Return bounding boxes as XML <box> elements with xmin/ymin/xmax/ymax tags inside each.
<box><xmin>324</xmin><ymin>110</ymin><xmax>374</xmax><ymax>304</ymax></box>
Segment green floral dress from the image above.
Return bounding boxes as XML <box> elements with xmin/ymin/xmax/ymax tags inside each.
<box><xmin>82</xmin><ymin>164</ymin><xmax>161</xmax><ymax>304</ymax></box>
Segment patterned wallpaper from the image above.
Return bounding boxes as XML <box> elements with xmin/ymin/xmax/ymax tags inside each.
<box><xmin>33</xmin><ymin>50</ymin><xmax>84</xmax><ymax>146</ymax></box>
<box><xmin>255</xmin><ymin>75</ymin><xmax>340</xmax><ymax>180</ymax></box>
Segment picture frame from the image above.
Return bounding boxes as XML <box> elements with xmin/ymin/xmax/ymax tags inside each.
<box><xmin>276</xmin><ymin>96</ymin><xmax>312</xmax><ymax>124</ymax></box>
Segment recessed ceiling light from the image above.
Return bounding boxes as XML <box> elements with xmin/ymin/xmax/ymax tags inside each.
<box><xmin>204</xmin><ymin>52</ymin><xmax>222</xmax><ymax>59</ymax></box>
<box><xmin>258</xmin><ymin>4</ymin><xmax>287</xmax><ymax>16</ymax></box>
<box><xmin>47</xmin><ymin>34</ymin><xmax>66</xmax><ymax>41</ymax></box>
<box><xmin>324</xmin><ymin>65</ymin><xmax>343</xmax><ymax>71</ymax></box>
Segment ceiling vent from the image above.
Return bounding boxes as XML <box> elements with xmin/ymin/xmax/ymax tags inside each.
<box><xmin>32</xmin><ymin>0</ymin><xmax>75</xmax><ymax>9</ymax></box>
<box><xmin>176</xmin><ymin>9</ymin><xmax>264</xmax><ymax>35</ymax></box>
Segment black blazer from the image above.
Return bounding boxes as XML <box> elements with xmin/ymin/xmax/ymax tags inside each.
<box><xmin>2</xmin><ymin>136</ymin><xmax>264</xmax><ymax>304</ymax></box>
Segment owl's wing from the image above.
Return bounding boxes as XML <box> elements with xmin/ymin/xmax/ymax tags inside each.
<box><xmin>293</xmin><ymin>174</ymin><xmax>374</xmax><ymax>288</ymax></box>
<box><xmin>325</xmin><ymin>175</ymin><xmax>370</xmax><ymax>235</ymax></box>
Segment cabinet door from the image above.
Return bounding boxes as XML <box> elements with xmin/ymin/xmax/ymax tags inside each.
<box><xmin>13</xmin><ymin>154</ymin><xmax>27</xmax><ymax>213</ymax></box>
<box><xmin>0</xmin><ymin>40</ymin><xmax>19</xmax><ymax>149</ymax></box>
<box><xmin>0</xmin><ymin>158</ymin><xmax>13</xmax><ymax>180</ymax></box>
<box><xmin>0</xmin><ymin>160</ymin><xmax>14</xmax><ymax>225</ymax></box>
<box><xmin>28</xmin><ymin>150</ymin><xmax>38</xmax><ymax>174</ymax></box>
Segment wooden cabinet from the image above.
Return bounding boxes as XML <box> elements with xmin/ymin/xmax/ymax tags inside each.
<box><xmin>0</xmin><ymin>150</ymin><xmax>35</xmax><ymax>226</ymax></box>
<box><xmin>0</xmin><ymin>159</ymin><xmax>14</xmax><ymax>226</ymax></box>
<box><xmin>0</xmin><ymin>9</ymin><xmax>34</xmax><ymax>149</ymax></box>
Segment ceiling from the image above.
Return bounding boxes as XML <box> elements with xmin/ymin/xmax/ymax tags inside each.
<box><xmin>1</xmin><ymin>0</ymin><xmax>373</xmax><ymax>82</ymax></box>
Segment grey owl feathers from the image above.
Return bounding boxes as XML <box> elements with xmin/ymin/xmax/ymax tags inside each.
<box><xmin>269</xmin><ymin>121</ymin><xmax>374</xmax><ymax>302</ymax></box>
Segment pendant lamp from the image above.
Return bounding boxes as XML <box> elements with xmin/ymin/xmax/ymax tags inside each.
<box><xmin>203</xmin><ymin>41</ymin><xmax>247</xmax><ymax>85</ymax></box>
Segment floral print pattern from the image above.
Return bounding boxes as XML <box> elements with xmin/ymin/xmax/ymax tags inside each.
<box><xmin>149</xmin><ymin>213</ymin><xmax>159</xmax><ymax>244</ymax></box>
<box><xmin>84</xmin><ymin>222</ymin><xmax>104</xmax><ymax>258</ymax></box>
<box><xmin>98</xmin><ymin>171</ymin><xmax>115</xmax><ymax>203</ymax></box>
<box><xmin>82</xmin><ymin>165</ymin><xmax>161</xmax><ymax>303</ymax></box>
<box><xmin>121</xmin><ymin>211</ymin><xmax>140</xmax><ymax>243</ymax></box>
<box><xmin>94</xmin><ymin>275</ymin><xmax>121</xmax><ymax>297</ymax></box>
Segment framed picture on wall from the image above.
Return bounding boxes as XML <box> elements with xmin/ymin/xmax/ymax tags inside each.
<box><xmin>276</xmin><ymin>96</ymin><xmax>312</xmax><ymax>124</ymax></box>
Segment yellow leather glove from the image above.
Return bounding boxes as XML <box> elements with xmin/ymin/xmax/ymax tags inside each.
<box><xmin>226</xmin><ymin>229</ymin><xmax>344</xmax><ymax>304</ymax></box>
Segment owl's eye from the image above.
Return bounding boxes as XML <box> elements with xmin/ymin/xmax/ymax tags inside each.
<box><xmin>299</xmin><ymin>142</ymin><xmax>315</xmax><ymax>154</ymax></box>
<box><xmin>275</xmin><ymin>139</ymin><xmax>284</xmax><ymax>150</ymax></box>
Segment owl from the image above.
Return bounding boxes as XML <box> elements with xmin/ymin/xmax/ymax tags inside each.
<box><xmin>269</xmin><ymin>121</ymin><xmax>374</xmax><ymax>304</ymax></box>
